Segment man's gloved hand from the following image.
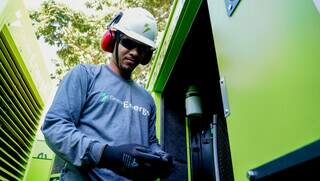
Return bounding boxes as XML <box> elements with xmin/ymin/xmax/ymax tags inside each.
<box><xmin>98</xmin><ymin>144</ymin><xmax>164</xmax><ymax>180</ymax></box>
<box><xmin>150</xmin><ymin>150</ymin><xmax>174</xmax><ymax>179</ymax></box>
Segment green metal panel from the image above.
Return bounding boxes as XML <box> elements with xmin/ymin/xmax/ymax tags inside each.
<box><xmin>24</xmin><ymin>140</ymin><xmax>55</xmax><ymax>181</ymax></box>
<box><xmin>0</xmin><ymin>44</ymin><xmax>36</xmax><ymax>180</ymax></box>
<box><xmin>0</xmin><ymin>0</ymin><xmax>54</xmax><ymax>180</ymax></box>
<box><xmin>0</xmin><ymin>0</ymin><xmax>53</xmax><ymax>102</ymax></box>
<box><xmin>185</xmin><ymin>118</ymin><xmax>191</xmax><ymax>181</ymax></box>
<box><xmin>207</xmin><ymin>0</ymin><xmax>320</xmax><ymax>180</ymax></box>
<box><xmin>0</xmin><ymin>28</ymin><xmax>44</xmax><ymax>179</ymax></box>
<box><xmin>151</xmin><ymin>92</ymin><xmax>162</xmax><ymax>141</ymax></box>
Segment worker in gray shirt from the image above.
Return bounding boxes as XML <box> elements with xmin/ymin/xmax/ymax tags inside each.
<box><xmin>42</xmin><ymin>7</ymin><xmax>173</xmax><ymax>181</ymax></box>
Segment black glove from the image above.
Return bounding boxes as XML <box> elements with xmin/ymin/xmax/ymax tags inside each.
<box><xmin>150</xmin><ymin>150</ymin><xmax>174</xmax><ymax>179</ymax></box>
<box><xmin>99</xmin><ymin>144</ymin><xmax>164</xmax><ymax>180</ymax></box>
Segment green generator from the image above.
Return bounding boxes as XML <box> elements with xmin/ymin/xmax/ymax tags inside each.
<box><xmin>147</xmin><ymin>0</ymin><xmax>320</xmax><ymax>180</ymax></box>
<box><xmin>0</xmin><ymin>0</ymin><xmax>54</xmax><ymax>180</ymax></box>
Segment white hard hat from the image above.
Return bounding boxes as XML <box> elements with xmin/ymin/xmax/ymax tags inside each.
<box><xmin>112</xmin><ymin>7</ymin><xmax>158</xmax><ymax>49</ymax></box>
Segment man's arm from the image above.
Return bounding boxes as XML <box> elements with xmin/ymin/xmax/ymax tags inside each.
<box><xmin>42</xmin><ymin>65</ymin><xmax>105</xmax><ymax>167</ymax></box>
<box><xmin>148</xmin><ymin>103</ymin><xmax>169</xmax><ymax>156</ymax></box>
<box><xmin>148</xmin><ymin>102</ymin><xmax>159</xmax><ymax>147</ymax></box>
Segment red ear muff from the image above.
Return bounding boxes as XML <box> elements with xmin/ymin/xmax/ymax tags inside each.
<box><xmin>101</xmin><ymin>30</ymin><xmax>115</xmax><ymax>52</ymax></box>
<box><xmin>101</xmin><ymin>12</ymin><xmax>123</xmax><ymax>52</ymax></box>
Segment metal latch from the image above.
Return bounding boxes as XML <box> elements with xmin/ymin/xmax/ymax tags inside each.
<box><xmin>220</xmin><ymin>77</ymin><xmax>230</xmax><ymax>118</ymax></box>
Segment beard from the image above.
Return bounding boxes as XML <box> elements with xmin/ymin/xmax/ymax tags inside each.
<box><xmin>119</xmin><ymin>57</ymin><xmax>139</xmax><ymax>74</ymax></box>
<box><xmin>118</xmin><ymin>61</ymin><xmax>135</xmax><ymax>79</ymax></box>
<box><xmin>119</xmin><ymin>63</ymin><xmax>133</xmax><ymax>73</ymax></box>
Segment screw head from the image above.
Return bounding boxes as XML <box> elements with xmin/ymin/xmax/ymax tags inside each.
<box><xmin>225</xmin><ymin>108</ymin><xmax>229</xmax><ymax>114</ymax></box>
<box><xmin>247</xmin><ymin>170</ymin><xmax>258</xmax><ymax>180</ymax></box>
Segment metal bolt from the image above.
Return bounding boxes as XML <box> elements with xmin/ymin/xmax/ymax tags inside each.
<box><xmin>228</xmin><ymin>4</ymin><xmax>233</xmax><ymax>11</ymax></box>
<box><xmin>247</xmin><ymin>170</ymin><xmax>258</xmax><ymax>180</ymax></box>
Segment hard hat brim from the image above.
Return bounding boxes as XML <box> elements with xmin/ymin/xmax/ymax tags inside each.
<box><xmin>115</xmin><ymin>25</ymin><xmax>156</xmax><ymax>49</ymax></box>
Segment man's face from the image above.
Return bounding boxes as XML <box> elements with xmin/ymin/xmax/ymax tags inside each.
<box><xmin>116</xmin><ymin>34</ymin><xmax>153</xmax><ymax>73</ymax></box>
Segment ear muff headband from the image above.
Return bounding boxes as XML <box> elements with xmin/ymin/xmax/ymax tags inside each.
<box><xmin>101</xmin><ymin>12</ymin><xmax>123</xmax><ymax>52</ymax></box>
<box><xmin>114</xmin><ymin>31</ymin><xmax>121</xmax><ymax>67</ymax></box>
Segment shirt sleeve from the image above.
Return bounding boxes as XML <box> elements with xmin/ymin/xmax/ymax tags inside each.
<box><xmin>42</xmin><ymin>64</ymin><xmax>105</xmax><ymax>167</ymax></box>
<box><xmin>148</xmin><ymin>101</ymin><xmax>159</xmax><ymax>146</ymax></box>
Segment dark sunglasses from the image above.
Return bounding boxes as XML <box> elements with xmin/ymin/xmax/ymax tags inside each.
<box><xmin>119</xmin><ymin>37</ymin><xmax>154</xmax><ymax>55</ymax></box>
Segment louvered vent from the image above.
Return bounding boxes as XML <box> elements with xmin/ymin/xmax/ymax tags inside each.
<box><xmin>0</xmin><ymin>29</ymin><xmax>43</xmax><ymax>181</ymax></box>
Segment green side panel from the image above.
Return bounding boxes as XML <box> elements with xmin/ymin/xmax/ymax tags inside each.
<box><xmin>185</xmin><ymin>118</ymin><xmax>191</xmax><ymax>181</ymax></box>
<box><xmin>147</xmin><ymin>0</ymin><xmax>203</xmax><ymax>92</ymax></box>
<box><xmin>0</xmin><ymin>0</ymin><xmax>53</xmax><ymax>103</ymax></box>
<box><xmin>151</xmin><ymin>92</ymin><xmax>162</xmax><ymax>142</ymax></box>
<box><xmin>24</xmin><ymin>140</ymin><xmax>55</xmax><ymax>181</ymax></box>
<box><xmin>207</xmin><ymin>0</ymin><xmax>320</xmax><ymax>180</ymax></box>
<box><xmin>0</xmin><ymin>0</ymin><xmax>54</xmax><ymax>180</ymax></box>
<box><xmin>0</xmin><ymin>26</ymin><xmax>44</xmax><ymax>180</ymax></box>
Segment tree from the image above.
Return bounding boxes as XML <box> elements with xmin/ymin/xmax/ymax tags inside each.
<box><xmin>30</xmin><ymin>0</ymin><xmax>172</xmax><ymax>86</ymax></box>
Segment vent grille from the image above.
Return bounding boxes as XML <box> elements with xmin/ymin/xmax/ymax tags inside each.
<box><xmin>0</xmin><ymin>28</ymin><xmax>43</xmax><ymax>180</ymax></box>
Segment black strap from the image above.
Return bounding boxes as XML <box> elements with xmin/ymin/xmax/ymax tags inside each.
<box><xmin>107</xmin><ymin>12</ymin><xmax>123</xmax><ymax>29</ymax></box>
<box><xmin>114</xmin><ymin>31</ymin><xmax>121</xmax><ymax>68</ymax></box>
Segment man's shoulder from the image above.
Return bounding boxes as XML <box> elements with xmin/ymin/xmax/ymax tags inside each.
<box><xmin>77</xmin><ymin>64</ymin><xmax>100</xmax><ymax>72</ymax></box>
<box><xmin>132</xmin><ymin>82</ymin><xmax>148</xmax><ymax>94</ymax></box>
<box><xmin>74</xmin><ymin>64</ymin><xmax>102</xmax><ymax>77</ymax></box>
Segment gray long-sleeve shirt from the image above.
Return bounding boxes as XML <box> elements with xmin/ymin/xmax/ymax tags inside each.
<box><xmin>42</xmin><ymin>64</ymin><xmax>160</xmax><ymax>180</ymax></box>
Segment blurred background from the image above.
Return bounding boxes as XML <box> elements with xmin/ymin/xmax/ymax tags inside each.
<box><xmin>23</xmin><ymin>0</ymin><xmax>173</xmax><ymax>86</ymax></box>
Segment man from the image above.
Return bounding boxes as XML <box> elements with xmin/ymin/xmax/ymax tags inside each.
<box><xmin>42</xmin><ymin>7</ymin><xmax>172</xmax><ymax>181</ymax></box>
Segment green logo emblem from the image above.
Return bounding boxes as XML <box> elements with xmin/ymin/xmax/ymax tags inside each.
<box><xmin>143</xmin><ymin>23</ymin><xmax>151</xmax><ymax>33</ymax></box>
<box><xmin>100</xmin><ymin>91</ymin><xmax>109</xmax><ymax>102</ymax></box>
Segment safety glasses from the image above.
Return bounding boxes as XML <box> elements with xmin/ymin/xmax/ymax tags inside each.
<box><xmin>119</xmin><ymin>36</ymin><xmax>154</xmax><ymax>55</ymax></box>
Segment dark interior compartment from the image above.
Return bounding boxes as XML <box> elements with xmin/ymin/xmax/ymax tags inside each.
<box><xmin>160</xmin><ymin>1</ymin><xmax>234</xmax><ymax>181</ymax></box>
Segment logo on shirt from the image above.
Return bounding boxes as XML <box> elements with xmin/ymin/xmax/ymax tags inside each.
<box><xmin>100</xmin><ymin>91</ymin><xmax>109</xmax><ymax>102</ymax></box>
<box><xmin>100</xmin><ymin>91</ymin><xmax>150</xmax><ymax>116</ymax></box>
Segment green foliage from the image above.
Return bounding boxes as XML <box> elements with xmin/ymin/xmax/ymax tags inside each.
<box><xmin>30</xmin><ymin>0</ymin><xmax>172</xmax><ymax>86</ymax></box>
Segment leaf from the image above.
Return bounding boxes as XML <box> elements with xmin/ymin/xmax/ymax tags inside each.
<box><xmin>29</xmin><ymin>0</ymin><xmax>173</xmax><ymax>84</ymax></box>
